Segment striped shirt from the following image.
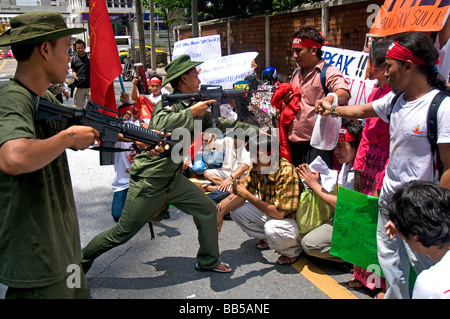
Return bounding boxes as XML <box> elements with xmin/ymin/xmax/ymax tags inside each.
<box><xmin>243</xmin><ymin>157</ymin><xmax>301</xmax><ymax>218</ymax></box>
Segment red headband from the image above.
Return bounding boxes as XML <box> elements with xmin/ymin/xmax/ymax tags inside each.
<box><xmin>339</xmin><ymin>127</ymin><xmax>356</xmax><ymax>142</ymax></box>
<box><xmin>292</xmin><ymin>37</ymin><xmax>327</xmax><ymax>49</ymax></box>
<box><xmin>385</xmin><ymin>42</ymin><xmax>430</xmax><ymax>66</ymax></box>
<box><xmin>147</xmin><ymin>77</ymin><xmax>162</xmax><ymax>85</ymax></box>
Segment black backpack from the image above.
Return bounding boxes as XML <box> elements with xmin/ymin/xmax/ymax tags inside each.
<box><xmin>388</xmin><ymin>91</ymin><xmax>448</xmax><ymax>180</ymax></box>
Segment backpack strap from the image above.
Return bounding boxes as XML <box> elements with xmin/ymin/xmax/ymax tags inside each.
<box><xmin>387</xmin><ymin>91</ymin><xmax>403</xmax><ymax>122</ymax></box>
<box><xmin>320</xmin><ymin>63</ymin><xmax>330</xmax><ymax>95</ymax></box>
<box><xmin>427</xmin><ymin>91</ymin><xmax>447</xmax><ymax>180</ymax></box>
<box><xmin>292</xmin><ymin>63</ymin><xmax>330</xmax><ymax>96</ymax></box>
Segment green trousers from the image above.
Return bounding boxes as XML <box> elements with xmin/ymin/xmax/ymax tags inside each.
<box><xmin>82</xmin><ymin>171</ymin><xmax>221</xmax><ymax>270</ymax></box>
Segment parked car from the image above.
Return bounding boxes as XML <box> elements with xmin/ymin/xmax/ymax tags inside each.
<box><xmin>120</xmin><ymin>46</ymin><xmax>164</xmax><ymax>64</ymax></box>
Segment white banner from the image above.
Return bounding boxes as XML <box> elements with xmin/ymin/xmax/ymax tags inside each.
<box><xmin>173</xmin><ymin>35</ymin><xmax>222</xmax><ymax>62</ymax></box>
<box><xmin>322</xmin><ymin>46</ymin><xmax>377</xmax><ymax>105</ymax></box>
<box><xmin>198</xmin><ymin>52</ymin><xmax>259</xmax><ymax>90</ymax></box>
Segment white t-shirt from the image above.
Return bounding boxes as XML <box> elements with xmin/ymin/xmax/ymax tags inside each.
<box><xmin>372</xmin><ymin>89</ymin><xmax>450</xmax><ymax>205</ymax></box>
<box><xmin>435</xmin><ymin>35</ymin><xmax>450</xmax><ymax>80</ymax></box>
<box><xmin>413</xmin><ymin>250</ymin><xmax>450</xmax><ymax>299</ymax></box>
<box><xmin>337</xmin><ymin>162</ymin><xmax>354</xmax><ymax>190</ymax></box>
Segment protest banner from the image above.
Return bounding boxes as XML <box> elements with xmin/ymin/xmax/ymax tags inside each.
<box><xmin>198</xmin><ymin>52</ymin><xmax>258</xmax><ymax>89</ymax></box>
<box><xmin>322</xmin><ymin>46</ymin><xmax>377</xmax><ymax>105</ymax></box>
<box><xmin>173</xmin><ymin>34</ymin><xmax>222</xmax><ymax>62</ymax></box>
<box><xmin>330</xmin><ymin>187</ymin><xmax>383</xmax><ymax>276</ymax></box>
<box><xmin>370</xmin><ymin>0</ymin><xmax>450</xmax><ymax>36</ymax></box>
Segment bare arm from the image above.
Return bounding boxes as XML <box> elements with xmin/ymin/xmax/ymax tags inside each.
<box><xmin>0</xmin><ymin>125</ymin><xmax>99</xmax><ymax>175</ymax></box>
<box><xmin>438</xmin><ymin>143</ymin><xmax>450</xmax><ymax>190</ymax></box>
<box><xmin>315</xmin><ymin>98</ymin><xmax>378</xmax><ymax>119</ymax></box>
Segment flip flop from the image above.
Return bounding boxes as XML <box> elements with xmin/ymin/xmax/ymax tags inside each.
<box><xmin>195</xmin><ymin>262</ymin><xmax>232</xmax><ymax>273</ymax></box>
<box><xmin>276</xmin><ymin>255</ymin><xmax>298</xmax><ymax>265</ymax></box>
<box><xmin>256</xmin><ymin>239</ymin><xmax>269</xmax><ymax>250</ymax></box>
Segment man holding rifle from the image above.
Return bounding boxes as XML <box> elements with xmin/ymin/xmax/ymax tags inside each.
<box><xmin>81</xmin><ymin>55</ymin><xmax>260</xmax><ymax>274</ymax></box>
<box><xmin>0</xmin><ymin>12</ymin><xmax>164</xmax><ymax>299</ymax></box>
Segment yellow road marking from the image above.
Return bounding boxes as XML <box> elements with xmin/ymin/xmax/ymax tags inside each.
<box><xmin>292</xmin><ymin>256</ymin><xmax>358</xmax><ymax>299</ymax></box>
<box><xmin>0</xmin><ymin>59</ymin><xmax>7</xmax><ymax>71</ymax></box>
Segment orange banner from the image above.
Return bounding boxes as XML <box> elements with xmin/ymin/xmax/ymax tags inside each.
<box><xmin>370</xmin><ymin>0</ymin><xmax>450</xmax><ymax>36</ymax></box>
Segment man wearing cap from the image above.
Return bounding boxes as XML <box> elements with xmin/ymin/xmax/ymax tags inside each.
<box><xmin>0</xmin><ymin>12</ymin><xmax>162</xmax><ymax>299</ymax></box>
<box><xmin>81</xmin><ymin>54</ymin><xmax>260</xmax><ymax>274</ymax></box>
<box><xmin>0</xmin><ymin>11</ymin><xmax>97</xmax><ymax>298</ymax></box>
<box><xmin>283</xmin><ymin>26</ymin><xmax>350</xmax><ymax>169</ymax></box>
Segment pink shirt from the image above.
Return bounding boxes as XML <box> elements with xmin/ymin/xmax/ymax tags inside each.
<box><xmin>353</xmin><ymin>83</ymin><xmax>391</xmax><ymax>192</ymax></box>
<box><xmin>288</xmin><ymin>59</ymin><xmax>350</xmax><ymax>142</ymax></box>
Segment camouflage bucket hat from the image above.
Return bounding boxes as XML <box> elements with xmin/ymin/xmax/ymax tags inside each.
<box><xmin>162</xmin><ymin>54</ymin><xmax>202</xmax><ymax>87</ymax></box>
<box><xmin>0</xmin><ymin>11</ymin><xmax>86</xmax><ymax>46</ymax></box>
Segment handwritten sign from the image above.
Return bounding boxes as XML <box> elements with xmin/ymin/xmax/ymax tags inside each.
<box><xmin>330</xmin><ymin>187</ymin><xmax>384</xmax><ymax>276</ymax></box>
<box><xmin>173</xmin><ymin>34</ymin><xmax>222</xmax><ymax>62</ymax></box>
<box><xmin>198</xmin><ymin>52</ymin><xmax>258</xmax><ymax>89</ymax></box>
<box><xmin>322</xmin><ymin>46</ymin><xmax>377</xmax><ymax>105</ymax></box>
<box><xmin>370</xmin><ymin>0</ymin><xmax>450</xmax><ymax>36</ymax></box>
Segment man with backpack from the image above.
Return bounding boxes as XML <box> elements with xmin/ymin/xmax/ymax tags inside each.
<box><xmin>283</xmin><ymin>26</ymin><xmax>350</xmax><ymax>168</ymax></box>
<box><xmin>315</xmin><ymin>32</ymin><xmax>450</xmax><ymax>299</ymax></box>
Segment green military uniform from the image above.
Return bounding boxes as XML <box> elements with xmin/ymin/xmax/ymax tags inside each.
<box><xmin>0</xmin><ymin>12</ymin><xmax>90</xmax><ymax>298</ymax></box>
<box><xmin>82</xmin><ymin>91</ymin><xmax>259</xmax><ymax>270</ymax></box>
<box><xmin>0</xmin><ymin>79</ymin><xmax>90</xmax><ymax>298</ymax></box>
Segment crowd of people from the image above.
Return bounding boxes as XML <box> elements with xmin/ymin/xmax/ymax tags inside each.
<box><xmin>0</xmin><ymin>10</ymin><xmax>449</xmax><ymax>300</ymax></box>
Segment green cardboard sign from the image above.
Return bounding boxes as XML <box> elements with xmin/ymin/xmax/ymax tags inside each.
<box><xmin>330</xmin><ymin>187</ymin><xmax>384</xmax><ymax>277</ymax></box>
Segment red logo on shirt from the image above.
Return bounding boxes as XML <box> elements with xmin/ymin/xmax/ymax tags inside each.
<box><xmin>412</xmin><ymin>125</ymin><xmax>423</xmax><ymax>134</ymax></box>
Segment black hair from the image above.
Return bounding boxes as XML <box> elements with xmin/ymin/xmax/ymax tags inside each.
<box><xmin>74</xmin><ymin>39</ymin><xmax>86</xmax><ymax>48</ymax></box>
<box><xmin>394</xmin><ymin>32</ymin><xmax>449</xmax><ymax>94</ymax></box>
<box><xmin>292</xmin><ymin>26</ymin><xmax>325</xmax><ymax>59</ymax></box>
<box><xmin>385</xmin><ymin>180</ymin><xmax>450</xmax><ymax>248</ymax></box>
<box><xmin>12</xmin><ymin>38</ymin><xmax>58</xmax><ymax>62</ymax></box>
<box><xmin>342</xmin><ymin>121</ymin><xmax>363</xmax><ymax>150</ymax></box>
<box><xmin>372</xmin><ymin>39</ymin><xmax>393</xmax><ymax>67</ymax></box>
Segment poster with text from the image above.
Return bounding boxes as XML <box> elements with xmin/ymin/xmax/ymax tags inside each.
<box><xmin>322</xmin><ymin>46</ymin><xmax>378</xmax><ymax>106</ymax></box>
<box><xmin>198</xmin><ymin>52</ymin><xmax>259</xmax><ymax>89</ymax></box>
<box><xmin>173</xmin><ymin>34</ymin><xmax>222</xmax><ymax>62</ymax></box>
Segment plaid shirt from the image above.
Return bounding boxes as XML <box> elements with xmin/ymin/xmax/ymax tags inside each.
<box><xmin>243</xmin><ymin>157</ymin><xmax>301</xmax><ymax>219</ymax></box>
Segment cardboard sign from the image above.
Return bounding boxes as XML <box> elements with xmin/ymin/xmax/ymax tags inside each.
<box><xmin>198</xmin><ymin>52</ymin><xmax>258</xmax><ymax>89</ymax></box>
<box><xmin>173</xmin><ymin>34</ymin><xmax>222</xmax><ymax>62</ymax></box>
<box><xmin>322</xmin><ymin>46</ymin><xmax>377</xmax><ymax>105</ymax></box>
<box><xmin>370</xmin><ymin>0</ymin><xmax>450</xmax><ymax>36</ymax></box>
<box><xmin>330</xmin><ymin>187</ymin><xmax>384</xmax><ymax>276</ymax></box>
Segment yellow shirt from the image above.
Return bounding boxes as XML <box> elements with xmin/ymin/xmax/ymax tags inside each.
<box><xmin>243</xmin><ymin>157</ymin><xmax>301</xmax><ymax>218</ymax></box>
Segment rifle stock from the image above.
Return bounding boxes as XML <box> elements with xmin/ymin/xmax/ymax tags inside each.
<box><xmin>34</xmin><ymin>97</ymin><xmax>176</xmax><ymax>165</ymax></box>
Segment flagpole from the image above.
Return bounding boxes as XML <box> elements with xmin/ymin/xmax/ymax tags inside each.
<box><xmin>119</xmin><ymin>75</ymin><xmax>126</xmax><ymax>93</ymax></box>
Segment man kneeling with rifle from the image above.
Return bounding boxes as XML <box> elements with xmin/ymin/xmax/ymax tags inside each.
<box><xmin>81</xmin><ymin>54</ymin><xmax>260</xmax><ymax>274</ymax></box>
<box><xmin>0</xmin><ymin>12</ymin><xmax>167</xmax><ymax>299</ymax></box>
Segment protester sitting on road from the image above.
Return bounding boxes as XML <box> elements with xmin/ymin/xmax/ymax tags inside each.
<box><xmin>315</xmin><ymin>32</ymin><xmax>450</xmax><ymax>299</ymax></box>
<box><xmin>217</xmin><ymin>135</ymin><xmax>302</xmax><ymax>265</ymax></box>
<box><xmin>297</xmin><ymin>122</ymin><xmax>362</xmax><ymax>263</ymax></box>
<box><xmin>81</xmin><ymin>54</ymin><xmax>260</xmax><ymax>275</ymax></box>
<box><xmin>384</xmin><ymin>181</ymin><xmax>450</xmax><ymax>299</ymax></box>
<box><xmin>202</xmin><ymin>136</ymin><xmax>251</xmax><ymax>193</ymax></box>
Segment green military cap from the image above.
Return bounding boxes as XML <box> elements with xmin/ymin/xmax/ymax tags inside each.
<box><xmin>0</xmin><ymin>11</ymin><xmax>86</xmax><ymax>46</ymax></box>
<box><xmin>162</xmin><ymin>54</ymin><xmax>203</xmax><ymax>87</ymax></box>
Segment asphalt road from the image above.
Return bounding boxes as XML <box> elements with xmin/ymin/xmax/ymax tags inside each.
<box><xmin>0</xmin><ymin>58</ymin><xmax>375</xmax><ymax>304</ymax></box>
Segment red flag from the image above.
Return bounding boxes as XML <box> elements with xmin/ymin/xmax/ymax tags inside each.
<box><xmin>89</xmin><ymin>0</ymin><xmax>122</xmax><ymax>112</ymax></box>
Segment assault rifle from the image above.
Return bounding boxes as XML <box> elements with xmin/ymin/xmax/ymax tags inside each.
<box><xmin>161</xmin><ymin>85</ymin><xmax>249</xmax><ymax>128</ymax></box>
<box><xmin>34</xmin><ymin>97</ymin><xmax>176</xmax><ymax>165</ymax></box>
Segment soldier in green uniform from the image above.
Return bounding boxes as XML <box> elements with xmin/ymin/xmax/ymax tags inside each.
<box><xmin>82</xmin><ymin>55</ymin><xmax>259</xmax><ymax>274</ymax></box>
<box><xmin>0</xmin><ymin>12</ymin><xmax>97</xmax><ymax>299</ymax></box>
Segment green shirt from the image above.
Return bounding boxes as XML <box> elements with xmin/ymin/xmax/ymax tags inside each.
<box><xmin>0</xmin><ymin>79</ymin><xmax>82</xmax><ymax>288</ymax></box>
<box><xmin>130</xmin><ymin>92</ymin><xmax>259</xmax><ymax>179</ymax></box>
